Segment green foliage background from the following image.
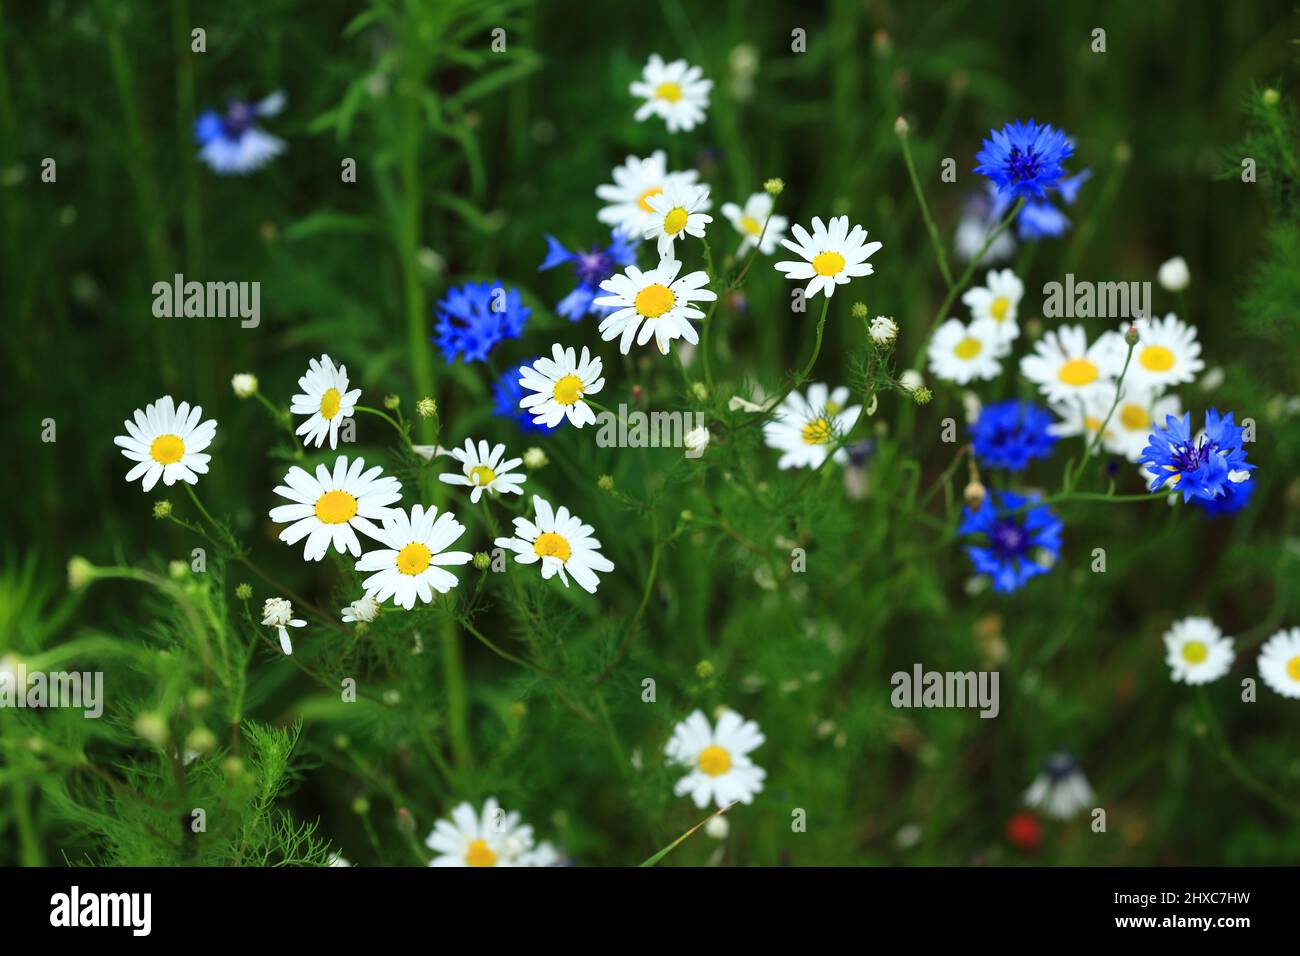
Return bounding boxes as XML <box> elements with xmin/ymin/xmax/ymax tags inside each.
<box><xmin>2</xmin><ymin>0</ymin><xmax>1299</xmax><ymax>866</ymax></box>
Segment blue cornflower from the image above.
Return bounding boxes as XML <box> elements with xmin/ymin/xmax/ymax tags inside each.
<box><xmin>959</xmin><ymin>491</ymin><xmax>1063</xmax><ymax>594</ymax></box>
<box><xmin>538</xmin><ymin>232</ymin><xmax>637</xmax><ymax>321</ymax></box>
<box><xmin>990</xmin><ymin>168</ymin><xmax>1091</xmax><ymax>240</ymax></box>
<box><xmin>1193</xmin><ymin>475</ymin><xmax>1256</xmax><ymax>516</ymax></box>
<box><xmin>491</xmin><ymin>358</ymin><xmax>556</xmax><ymax>434</ymax></box>
<box><xmin>971</xmin><ymin>400</ymin><xmax>1058</xmax><ymax>471</ymax></box>
<box><xmin>974</xmin><ymin>119</ymin><xmax>1074</xmax><ymax>199</ymax></box>
<box><xmin>433</xmin><ymin>281</ymin><xmax>531</xmax><ymax>364</ymax></box>
<box><xmin>1138</xmin><ymin>409</ymin><xmax>1255</xmax><ymax>503</ymax></box>
<box><xmin>194</xmin><ymin>91</ymin><xmax>286</xmax><ymax>175</ymax></box>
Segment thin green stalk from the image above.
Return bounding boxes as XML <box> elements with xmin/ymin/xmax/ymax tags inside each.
<box><xmin>897</xmin><ymin>124</ymin><xmax>953</xmax><ymax>287</ymax></box>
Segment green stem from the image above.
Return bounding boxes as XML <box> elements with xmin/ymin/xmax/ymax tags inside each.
<box><xmin>897</xmin><ymin>125</ymin><xmax>952</xmax><ymax>287</ymax></box>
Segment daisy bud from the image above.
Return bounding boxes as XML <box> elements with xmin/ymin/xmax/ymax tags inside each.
<box><xmin>352</xmin><ymin>796</ymin><xmax>371</xmax><ymax>816</ymax></box>
<box><xmin>222</xmin><ymin>756</ymin><xmax>248</xmax><ymax>783</ymax></box>
<box><xmin>899</xmin><ymin>370</ymin><xmax>924</xmax><ymax>393</ymax></box>
<box><xmin>912</xmin><ymin>386</ymin><xmax>933</xmax><ymax>406</ymax></box>
<box><xmin>705</xmin><ymin>815</ymin><xmax>730</xmax><ymax>840</ymax></box>
<box><xmin>1124</xmin><ymin>325</ymin><xmax>1140</xmax><ymax>347</ymax></box>
<box><xmin>680</xmin><ymin>509</ymin><xmax>693</xmax><ymax>522</ymax></box>
<box><xmin>66</xmin><ymin>556</ymin><xmax>95</xmax><ymax>591</ymax></box>
<box><xmin>134</xmin><ymin>712</ymin><xmax>169</xmax><ymax>747</ymax></box>
<box><xmin>523</xmin><ymin>447</ymin><xmax>548</xmax><ymax>469</ymax></box>
<box><xmin>893</xmin><ymin>115</ymin><xmax>910</xmax><ymax>136</ymax></box>
<box><xmin>188</xmin><ymin>688</ymin><xmax>212</xmax><ymax>710</ymax></box>
<box><xmin>383</xmin><ymin>393</ymin><xmax>401</xmax><ymax>410</ymax></box>
<box><xmin>1156</xmin><ymin>256</ymin><xmax>1189</xmax><ymax>292</ymax></box>
<box><xmin>695</xmin><ymin>659</ymin><xmax>715</xmax><ymax>679</ymax></box>
<box><xmin>963</xmin><ymin>481</ymin><xmax>986</xmax><ymax>510</ymax></box>
<box><xmin>851</xmin><ymin>302</ymin><xmax>869</xmax><ymax>319</ymax></box>
<box><xmin>473</xmin><ymin>551</ymin><xmax>491</xmax><ymax>570</ymax></box>
<box><xmin>153</xmin><ymin>500</ymin><xmax>173</xmax><ymax>519</ymax></box>
<box><xmin>396</xmin><ymin>806</ymin><xmax>416</xmax><ymax>834</ymax></box>
<box><xmin>230</xmin><ymin>373</ymin><xmax>258</xmax><ymax>398</ymax></box>
<box><xmin>185</xmin><ymin>727</ymin><xmax>217</xmax><ymax>755</ymax></box>
<box><xmin>168</xmin><ymin>560</ymin><xmax>188</xmax><ymax>580</ymax></box>
<box><xmin>1262</xmin><ymin>87</ymin><xmax>1279</xmax><ymax>106</ymax></box>
<box><xmin>869</xmin><ymin>315</ymin><xmax>898</xmax><ymax>347</ymax></box>
<box><xmin>597</xmin><ymin>474</ymin><xmax>615</xmax><ymax>491</ymax></box>
<box><xmin>416</xmin><ymin>397</ymin><xmax>437</xmax><ymax>419</ymax></box>
<box><xmin>684</xmin><ymin>426</ymin><xmax>711</xmax><ymax>456</ymax></box>
<box><xmin>234</xmin><ymin>583</ymin><xmax>253</xmax><ymax>600</ymax></box>
<box><xmin>691</xmin><ymin>381</ymin><xmax>709</xmax><ymax>401</ymax></box>
<box><xmin>763</xmin><ymin>177</ymin><xmax>784</xmax><ymax>196</ymax></box>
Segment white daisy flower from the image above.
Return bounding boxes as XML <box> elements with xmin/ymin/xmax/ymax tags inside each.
<box><xmin>114</xmin><ymin>395</ymin><xmax>218</xmax><ymax>492</ymax></box>
<box><xmin>1023</xmin><ymin>752</ymin><xmax>1094</xmax><ymax>820</ymax></box>
<box><xmin>643</xmin><ymin>182</ymin><xmax>712</xmax><ymax>258</ymax></box>
<box><xmin>592</xmin><ymin>257</ymin><xmax>717</xmax><ymax>355</ymax></box>
<box><xmin>1258</xmin><ymin>627</ymin><xmax>1300</xmax><ymax>699</ymax></box>
<box><xmin>961</xmin><ymin>268</ymin><xmax>1023</xmax><ymax>343</ymax></box>
<box><xmin>269</xmin><ymin>456</ymin><xmax>403</xmax><ymax>562</ymax></box>
<box><xmin>1157</xmin><ymin>256</ymin><xmax>1190</xmax><ymax>292</ymax></box>
<box><xmin>928</xmin><ymin>317</ymin><xmax>1009</xmax><ymax>385</ymax></box>
<box><xmin>355</xmin><ymin>504</ymin><xmax>473</xmax><ymax>610</ymax></box>
<box><xmin>1117</xmin><ymin>313</ymin><xmax>1204</xmax><ymax>391</ymax></box>
<box><xmin>1102</xmin><ymin>386</ymin><xmax>1182</xmax><ymax>462</ymax></box>
<box><xmin>493</xmin><ymin>495</ymin><xmax>614</xmax><ymax>594</ymax></box>
<box><xmin>762</xmin><ymin>383</ymin><xmax>862</xmax><ymax>470</ymax></box>
<box><xmin>1048</xmin><ymin>388</ymin><xmax>1112</xmax><ymax>445</ymax></box>
<box><xmin>596</xmin><ymin>151</ymin><xmax>703</xmax><ymax>238</ymax></box>
<box><xmin>1020</xmin><ymin>324</ymin><xmax>1124</xmax><ymax>404</ymax></box>
<box><xmin>1163</xmin><ymin>616</ymin><xmax>1234</xmax><ymax>685</ymax></box>
<box><xmin>261</xmin><ymin>597</ymin><xmax>305</xmax><ymax>655</ymax></box>
<box><xmin>630</xmin><ymin>53</ymin><xmax>712</xmax><ymax>133</ymax></box>
<box><xmin>425</xmin><ymin>797</ymin><xmax>556</xmax><ymax>867</ymax></box>
<box><xmin>774</xmin><ymin>215</ymin><xmax>882</xmax><ymax>300</ymax></box>
<box><xmin>665</xmin><ymin>709</ymin><xmax>766</xmax><ymax>809</ymax></box>
<box><xmin>517</xmin><ymin>344</ymin><xmax>605</xmax><ymax>429</ymax></box>
<box><xmin>437</xmin><ymin>438</ymin><xmax>525</xmax><ymax>504</ymax></box>
<box><xmin>720</xmin><ymin>192</ymin><xmax>788</xmax><ymax>256</ymax></box>
<box><xmin>290</xmin><ymin>354</ymin><xmax>362</xmax><ymax>450</ymax></box>
<box><xmin>341</xmin><ymin>595</ymin><xmax>380</xmax><ymax>624</ymax></box>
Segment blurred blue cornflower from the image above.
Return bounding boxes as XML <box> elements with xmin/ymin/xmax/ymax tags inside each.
<box><xmin>538</xmin><ymin>232</ymin><xmax>637</xmax><ymax>321</ymax></box>
<box><xmin>1193</xmin><ymin>476</ymin><xmax>1255</xmax><ymax>516</ymax></box>
<box><xmin>433</xmin><ymin>282</ymin><xmax>531</xmax><ymax>364</ymax></box>
<box><xmin>195</xmin><ymin>91</ymin><xmax>286</xmax><ymax>175</ymax></box>
<box><xmin>991</xmin><ymin>169</ymin><xmax>1092</xmax><ymax>240</ymax></box>
<box><xmin>1138</xmin><ymin>409</ymin><xmax>1255</xmax><ymax>503</ymax></box>
<box><xmin>974</xmin><ymin>119</ymin><xmax>1074</xmax><ymax>199</ymax></box>
<box><xmin>959</xmin><ymin>490</ymin><xmax>1063</xmax><ymax>594</ymax></box>
<box><xmin>492</xmin><ymin>358</ymin><xmax>557</xmax><ymax>434</ymax></box>
<box><xmin>971</xmin><ymin>400</ymin><xmax>1058</xmax><ymax>471</ymax></box>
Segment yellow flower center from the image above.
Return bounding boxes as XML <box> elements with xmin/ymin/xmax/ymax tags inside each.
<box><xmin>635</xmin><ymin>283</ymin><xmax>676</xmax><ymax>318</ymax></box>
<box><xmin>469</xmin><ymin>465</ymin><xmax>496</xmax><ymax>487</ymax></box>
<box><xmin>1287</xmin><ymin>656</ymin><xmax>1300</xmax><ymax>682</ymax></box>
<box><xmin>1085</xmin><ymin>416</ymin><xmax>1104</xmax><ymax>434</ymax></box>
<box><xmin>1119</xmin><ymin>404</ymin><xmax>1150</xmax><ymax>431</ymax></box>
<box><xmin>740</xmin><ymin>215</ymin><xmax>762</xmax><ymax>236</ymax></box>
<box><xmin>533</xmin><ymin>531</ymin><xmax>571</xmax><ymax>562</ymax></box>
<box><xmin>1058</xmin><ymin>358</ymin><xmax>1098</xmax><ymax>387</ymax></box>
<box><xmin>655</xmin><ymin>81</ymin><xmax>683</xmax><ymax>102</ymax></box>
<box><xmin>396</xmin><ymin>542</ymin><xmax>432</xmax><ymax>576</ymax></box>
<box><xmin>954</xmin><ymin>337</ymin><xmax>983</xmax><ymax>360</ymax></box>
<box><xmin>811</xmin><ymin>251</ymin><xmax>845</xmax><ymax>277</ymax></box>
<box><xmin>663</xmin><ymin>207</ymin><xmax>689</xmax><ymax>236</ymax></box>
<box><xmin>465</xmin><ymin>839</ymin><xmax>497</xmax><ymax>867</ymax></box>
<box><xmin>990</xmin><ymin>296</ymin><xmax>1010</xmax><ymax>321</ymax></box>
<box><xmin>314</xmin><ymin>490</ymin><xmax>358</xmax><ymax>525</ymax></box>
<box><xmin>1139</xmin><ymin>345</ymin><xmax>1175</xmax><ymax>372</ymax></box>
<box><xmin>320</xmin><ymin>387</ymin><xmax>342</xmax><ymax>420</ymax></box>
<box><xmin>1181</xmin><ymin>641</ymin><xmax>1208</xmax><ymax>664</ymax></box>
<box><xmin>636</xmin><ymin>186</ymin><xmax>663</xmax><ymax>213</ymax></box>
<box><xmin>553</xmin><ymin>374</ymin><xmax>585</xmax><ymax>406</ymax></box>
<box><xmin>697</xmin><ymin>745</ymin><xmax>732</xmax><ymax>777</ymax></box>
<box><xmin>802</xmin><ymin>417</ymin><xmax>833</xmax><ymax>445</ymax></box>
<box><xmin>149</xmin><ymin>434</ymin><xmax>186</xmax><ymax>465</ymax></box>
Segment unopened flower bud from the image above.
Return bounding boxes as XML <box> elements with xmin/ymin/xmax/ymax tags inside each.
<box><xmin>964</xmin><ymin>481</ymin><xmax>987</xmax><ymax>510</ymax></box>
<box><xmin>153</xmin><ymin>500</ymin><xmax>173</xmax><ymax>519</ymax></box>
<box><xmin>416</xmin><ymin>397</ymin><xmax>437</xmax><ymax>419</ymax></box>
<box><xmin>763</xmin><ymin>178</ymin><xmax>784</xmax><ymax>196</ymax></box>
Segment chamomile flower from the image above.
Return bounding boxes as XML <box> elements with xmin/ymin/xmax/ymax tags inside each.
<box><xmin>1019</xmin><ymin>324</ymin><xmax>1123</xmax><ymax>404</ymax></box>
<box><xmin>1101</xmin><ymin>387</ymin><xmax>1182</xmax><ymax>462</ymax></box>
<box><xmin>425</xmin><ymin>797</ymin><xmax>556</xmax><ymax>867</ymax></box>
<box><xmin>195</xmin><ymin>91</ymin><xmax>285</xmax><ymax>175</ymax></box>
<box><xmin>114</xmin><ymin>396</ymin><xmax>217</xmax><ymax>492</ymax></box>
<box><xmin>1258</xmin><ymin>628</ymin><xmax>1300</xmax><ymax>699</ymax></box>
<box><xmin>1163</xmin><ymin>616</ymin><xmax>1235</xmax><ymax>685</ymax></box>
<box><xmin>1023</xmin><ymin>752</ymin><xmax>1094</xmax><ymax>820</ymax></box>
<box><xmin>961</xmin><ymin>268</ymin><xmax>1024</xmax><ymax>342</ymax></box>
<box><xmin>665</xmin><ymin>709</ymin><xmax>766</xmax><ymax>809</ymax></box>
<box><xmin>928</xmin><ymin>317</ymin><xmax>1010</xmax><ymax>385</ymax></box>
<box><xmin>341</xmin><ymin>595</ymin><xmax>380</xmax><ymax>624</ymax></box>
<box><xmin>437</xmin><ymin>438</ymin><xmax>525</xmax><ymax>503</ymax></box>
<box><xmin>774</xmin><ymin>216</ymin><xmax>882</xmax><ymax>300</ymax></box>
<box><xmin>762</xmin><ymin>383</ymin><xmax>862</xmax><ymax>470</ymax></box>
<box><xmin>290</xmin><ymin>354</ymin><xmax>361</xmax><ymax>450</ymax></box>
<box><xmin>493</xmin><ymin>495</ymin><xmax>614</xmax><ymax>594</ymax></box>
<box><xmin>1048</xmin><ymin>390</ymin><xmax>1111</xmax><ymax>445</ymax></box>
<box><xmin>720</xmin><ymin>192</ymin><xmax>788</xmax><ymax>255</ymax></box>
<box><xmin>356</xmin><ymin>505</ymin><xmax>473</xmax><ymax>610</ymax></box>
<box><xmin>643</xmin><ymin>182</ymin><xmax>712</xmax><ymax>258</ymax></box>
<box><xmin>1138</xmin><ymin>409</ymin><xmax>1255</xmax><ymax>503</ymax></box>
<box><xmin>269</xmin><ymin>456</ymin><xmax>403</xmax><ymax>562</ymax></box>
<box><xmin>592</xmin><ymin>257</ymin><xmax>717</xmax><ymax>355</ymax></box>
<box><xmin>630</xmin><ymin>54</ymin><xmax>712</xmax><ymax>133</ymax></box>
<box><xmin>261</xmin><ymin>597</ymin><xmax>305</xmax><ymax>656</ymax></box>
<box><xmin>1117</xmin><ymin>313</ymin><xmax>1204</xmax><ymax>391</ymax></box>
<box><xmin>596</xmin><ymin>151</ymin><xmax>703</xmax><ymax>238</ymax></box>
<box><xmin>517</xmin><ymin>344</ymin><xmax>605</xmax><ymax>429</ymax></box>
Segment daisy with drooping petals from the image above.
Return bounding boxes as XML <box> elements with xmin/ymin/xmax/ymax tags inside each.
<box><xmin>1163</xmin><ymin>616</ymin><xmax>1234</xmax><ymax>685</ymax></box>
<box><xmin>493</xmin><ymin>495</ymin><xmax>614</xmax><ymax>594</ymax></box>
<box><xmin>356</xmin><ymin>504</ymin><xmax>473</xmax><ymax>610</ymax></box>
<box><xmin>437</xmin><ymin>438</ymin><xmax>525</xmax><ymax>503</ymax></box>
<box><xmin>341</xmin><ymin>595</ymin><xmax>380</xmax><ymax>624</ymax></box>
<box><xmin>115</xmin><ymin>396</ymin><xmax>217</xmax><ymax>492</ymax></box>
<box><xmin>261</xmin><ymin>597</ymin><xmax>305</xmax><ymax>655</ymax></box>
<box><xmin>517</xmin><ymin>344</ymin><xmax>605</xmax><ymax>429</ymax></box>
<box><xmin>425</xmin><ymin>797</ymin><xmax>558</xmax><ymax>867</ymax></box>
<box><xmin>763</xmin><ymin>383</ymin><xmax>862</xmax><ymax>470</ymax></box>
<box><xmin>775</xmin><ymin>216</ymin><xmax>882</xmax><ymax>300</ymax></box>
<box><xmin>290</xmin><ymin>354</ymin><xmax>362</xmax><ymax>450</ymax></box>
<box><xmin>1117</xmin><ymin>313</ymin><xmax>1204</xmax><ymax>390</ymax></box>
<box><xmin>666</xmin><ymin>709</ymin><xmax>766</xmax><ymax>809</ymax></box>
<box><xmin>1023</xmin><ymin>752</ymin><xmax>1093</xmax><ymax>820</ymax></box>
<box><xmin>1258</xmin><ymin>628</ymin><xmax>1300</xmax><ymax>699</ymax></box>
<box><xmin>596</xmin><ymin>151</ymin><xmax>702</xmax><ymax>238</ymax></box>
<box><xmin>928</xmin><ymin>317</ymin><xmax>1010</xmax><ymax>385</ymax></box>
<box><xmin>961</xmin><ymin>268</ymin><xmax>1024</xmax><ymax>343</ymax></box>
<box><xmin>1020</xmin><ymin>324</ymin><xmax>1123</xmax><ymax>404</ymax></box>
<box><xmin>1101</xmin><ymin>386</ymin><xmax>1182</xmax><ymax>462</ymax></box>
<box><xmin>269</xmin><ymin>456</ymin><xmax>403</xmax><ymax>562</ymax></box>
<box><xmin>644</xmin><ymin>182</ymin><xmax>712</xmax><ymax>258</ymax></box>
<box><xmin>721</xmin><ymin>192</ymin><xmax>788</xmax><ymax>256</ymax></box>
<box><xmin>593</xmin><ymin>258</ymin><xmax>717</xmax><ymax>355</ymax></box>
<box><xmin>630</xmin><ymin>54</ymin><xmax>712</xmax><ymax>133</ymax></box>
